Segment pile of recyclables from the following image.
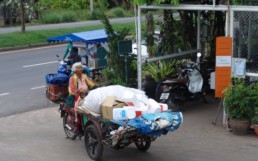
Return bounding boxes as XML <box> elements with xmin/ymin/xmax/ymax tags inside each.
<box><xmin>77</xmin><ymin>85</ymin><xmax>183</xmax><ymax>136</ymax></box>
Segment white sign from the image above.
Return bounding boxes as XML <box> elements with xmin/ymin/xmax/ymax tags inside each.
<box><xmin>216</xmin><ymin>56</ymin><xmax>231</xmax><ymax>67</ymax></box>
<box><xmin>232</xmin><ymin>58</ymin><xmax>246</xmax><ymax>78</ymax></box>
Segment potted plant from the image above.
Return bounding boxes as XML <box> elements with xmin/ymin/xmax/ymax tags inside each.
<box><xmin>251</xmin><ymin>107</ymin><xmax>258</xmax><ymax>135</ymax></box>
<box><xmin>223</xmin><ymin>79</ymin><xmax>254</xmax><ymax>135</ymax></box>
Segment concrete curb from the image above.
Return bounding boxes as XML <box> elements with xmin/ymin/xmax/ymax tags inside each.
<box><xmin>0</xmin><ymin>42</ymin><xmax>66</xmax><ymax>52</ymax></box>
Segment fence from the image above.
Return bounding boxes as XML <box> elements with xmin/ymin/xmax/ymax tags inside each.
<box><xmin>233</xmin><ymin>11</ymin><xmax>258</xmax><ymax>83</ymax></box>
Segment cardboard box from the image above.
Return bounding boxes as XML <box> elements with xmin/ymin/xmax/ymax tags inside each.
<box><xmin>101</xmin><ymin>96</ymin><xmax>127</xmax><ymax>120</ymax></box>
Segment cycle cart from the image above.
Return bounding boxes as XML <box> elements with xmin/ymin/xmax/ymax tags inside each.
<box><xmin>69</xmin><ymin>106</ymin><xmax>183</xmax><ymax>161</ymax></box>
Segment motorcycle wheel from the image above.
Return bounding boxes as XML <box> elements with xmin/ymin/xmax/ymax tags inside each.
<box><xmin>135</xmin><ymin>136</ymin><xmax>151</xmax><ymax>152</ymax></box>
<box><xmin>84</xmin><ymin>124</ymin><xmax>103</xmax><ymax>161</ymax></box>
<box><xmin>63</xmin><ymin>113</ymin><xmax>77</xmax><ymax>140</ymax></box>
<box><xmin>167</xmin><ymin>95</ymin><xmax>181</xmax><ymax>112</ymax></box>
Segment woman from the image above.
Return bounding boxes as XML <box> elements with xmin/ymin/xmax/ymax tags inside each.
<box><xmin>68</xmin><ymin>62</ymin><xmax>97</xmax><ymax>109</ymax></box>
<box><xmin>68</xmin><ymin>62</ymin><xmax>98</xmax><ymax>135</ymax></box>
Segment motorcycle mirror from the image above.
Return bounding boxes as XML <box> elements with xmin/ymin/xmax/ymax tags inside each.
<box><xmin>197</xmin><ymin>52</ymin><xmax>202</xmax><ymax>58</ymax></box>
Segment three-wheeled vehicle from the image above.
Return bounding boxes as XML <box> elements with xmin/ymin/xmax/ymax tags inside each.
<box><xmin>58</xmin><ymin>96</ymin><xmax>182</xmax><ymax>161</ymax></box>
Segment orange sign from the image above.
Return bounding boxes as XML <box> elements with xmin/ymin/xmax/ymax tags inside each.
<box><xmin>215</xmin><ymin>37</ymin><xmax>232</xmax><ymax>98</ymax></box>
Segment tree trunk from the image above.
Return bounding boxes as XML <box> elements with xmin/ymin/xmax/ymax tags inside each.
<box><xmin>90</xmin><ymin>0</ymin><xmax>93</xmax><ymax>15</ymax></box>
<box><xmin>20</xmin><ymin>0</ymin><xmax>25</xmax><ymax>32</ymax></box>
<box><xmin>34</xmin><ymin>0</ymin><xmax>39</xmax><ymax>20</ymax></box>
<box><xmin>146</xmin><ymin>11</ymin><xmax>154</xmax><ymax>47</ymax></box>
<box><xmin>162</xmin><ymin>9</ymin><xmax>174</xmax><ymax>54</ymax></box>
<box><xmin>179</xmin><ymin>10</ymin><xmax>196</xmax><ymax>49</ymax></box>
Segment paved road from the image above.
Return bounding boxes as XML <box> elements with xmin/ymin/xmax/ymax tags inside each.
<box><xmin>0</xmin><ymin>17</ymin><xmax>139</xmax><ymax>34</ymax></box>
<box><xmin>0</xmin><ymin>45</ymin><xmax>65</xmax><ymax>117</ymax></box>
<box><xmin>0</xmin><ymin>97</ymin><xmax>257</xmax><ymax>161</ymax></box>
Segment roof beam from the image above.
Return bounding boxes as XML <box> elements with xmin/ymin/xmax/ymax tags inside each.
<box><xmin>139</xmin><ymin>4</ymin><xmax>258</xmax><ymax>12</ymax></box>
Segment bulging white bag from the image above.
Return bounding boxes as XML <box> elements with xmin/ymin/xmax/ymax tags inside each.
<box><xmin>147</xmin><ymin>98</ymin><xmax>161</xmax><ymax>114</ymax></box>
<box><xmin>82</xmin><ymin>85</ymin><xmax>149</xmax><ymax>114</ymax></box>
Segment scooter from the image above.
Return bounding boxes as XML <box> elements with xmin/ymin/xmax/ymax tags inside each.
<box><xmin>156</xmin><ymin>54</ymin><xmax>207</xmax><ymax>111</ymax></box>
<box><xmin>56</xmin><ymin>55</ymin><xmax>72</xmax><ymax>75</ymax></box>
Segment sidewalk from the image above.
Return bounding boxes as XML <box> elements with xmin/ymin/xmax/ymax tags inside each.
<box><xmin>0</xmin><ymin>96</ymin><xmax>257</xmax><ymax>161</ymax></box>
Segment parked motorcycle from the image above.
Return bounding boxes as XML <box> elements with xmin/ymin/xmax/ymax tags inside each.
<box><xmin>156</xmin><ymin>55</ymin><xmax>207</xmax><ymax>111</ymax></box>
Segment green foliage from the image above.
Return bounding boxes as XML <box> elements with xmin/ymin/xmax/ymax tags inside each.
<box><xmin>62</xmin><ymin>11</ymin><xmax>77</xmax><ymax>22</ymax></box>
<box><xmin>1</xmin><ymin>0</ymin><xmax>35</xmax><ymax>22</ymax></box>
<box><xmin>232</xmin><ymin>0</ymin><xmax>250</xmax><ymax>5</ymax></box>
<box><xmin>89</xmin><ymin>9</ymin><xmax>102</xmax><ymax>20</ymax></box>
<box><xmin>40</xmin><ymin>10</ymin><xmax>85</xmax><ymax>23</ymax></box>
<box><xmin>95</xmin><ymin>0</ymin><xmax>109</xmax><ymax>11</ymax></box>
<box><xmin>38</xmin><ymin>0</ymin><xmax>108</xmax><ymax>10</ymax></box>
<box><xmin>39</xmin><ymin>0</ymin><xmax>88</xmax><ymax>10</ymax></box>
<box><xmin>143</xmin><ymin>59</ymin><xmax>181</xmax><ymax>82</ymax></box>
<box><xmin>251</xmin><ymin>102</ymin><xmax>258</xmax><ymax>125</ymax></box>
<box><xmin>111</xmin><ymin>7</ymin><xmax>125</xmax><ymax>17</ymax></box>
<box><xmin>101</xmin><ymin>68</ymin><xmax>126</xmax><ymax>86</ymax></box>
<box><xmin>99</xmin><ymin>12</ymin><xmax>137</xmax><ymax>86</ymax></box>
<box><xmin>252</xmin><ymin>114</ymin><xmax>258</xmax><ymax>124</ymax></box>
<box><xmin>129</xmin><ymin>0</ymin><xmax>180</xmax><ymax>5</ymax></box>
<box><xmin>41</xmin><ymin>12</ymin><xmax>62</xmax><ymax>24</ymax></box>
<box><xmin>223</xmin><ymin>79</ymin><xmax>256</xmax><ymax>120</ymax></box>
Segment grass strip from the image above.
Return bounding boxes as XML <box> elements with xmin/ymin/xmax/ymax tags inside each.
<box><xmin>0</xmin><ymin>22</ymin><xmax>136</xmax><ymax>48</ymax></box>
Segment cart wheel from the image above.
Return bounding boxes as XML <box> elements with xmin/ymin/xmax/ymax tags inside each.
<box><xmin>135</xmin><ymin>136</ymin><xmax>151</xmax><ymax>152</ymax></box>
<box><xmin>63</xmin><ymin>113</ymin><xmax>77</xmax><ymax>140</ymax></box>
<box><xmin>84</xmin><ymin>124</ymin><xmax>103</xmax><ymax>160</ymax></box>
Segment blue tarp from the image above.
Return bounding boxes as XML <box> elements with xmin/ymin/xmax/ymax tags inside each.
<box><xmin>112</xmin><ymin>112</ymin><xmax>183</xmax><ymax>137</ymax></box>
<box><xmin>46</xmin><ymin>29</ymin><xmax>108</xmax><ymax>44</ymax></box>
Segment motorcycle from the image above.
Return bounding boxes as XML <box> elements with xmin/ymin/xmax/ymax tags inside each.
<box><xmin>156</xmin><ymin>55</ymin><xmax>207</xmax><ymax>111</ymax></box>
<box><xmin>59</xmin><ymin>100</ymin><xmax>84</xmax><ymax>140</ymax></box>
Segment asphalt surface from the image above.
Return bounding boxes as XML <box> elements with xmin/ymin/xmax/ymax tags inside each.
<box><xmin>0</xmin><ymin>96</ymin><xmax>257</xmax><ymax>161</ymax></box>
<box><xmin>0</xmin><ymin>45</ymin><xmax>64</xmax><ymax>117</ymax></box>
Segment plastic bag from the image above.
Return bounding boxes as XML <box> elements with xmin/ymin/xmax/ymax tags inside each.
<box><xmin>82</xmin><ymin>85</ymin><xmax>149</xmax><ymax>113</ymax></box>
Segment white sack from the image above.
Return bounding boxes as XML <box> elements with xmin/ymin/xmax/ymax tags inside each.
<box><xmin>82</xmin><ymin>85</ymin><xmax>149</xmax><ymax>113</ymax></box>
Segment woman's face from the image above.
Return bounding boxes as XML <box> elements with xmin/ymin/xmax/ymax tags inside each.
<box><xmin>75</xmin><ymin>65</ymin><xmax>83</xmax><ymax>74</ymax></box>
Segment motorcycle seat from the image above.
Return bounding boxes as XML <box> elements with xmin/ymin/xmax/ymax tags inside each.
<box><xmin>166</xmin><ymin>78</ymin><xmax>188</xmax><ymax>84</ymax></box>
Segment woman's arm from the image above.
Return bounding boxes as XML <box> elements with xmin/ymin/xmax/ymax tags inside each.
<box><xmin>84</xmin><ymin>75</ymin><xmax>97</xmax><ymax>89</ymax></box>
<box><xmin>68</xmin><ymin>76</ymin><xmax>79</xmax><ymax>95</ymax></box>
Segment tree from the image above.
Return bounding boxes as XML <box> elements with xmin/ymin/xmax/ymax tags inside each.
<box><xmin>99</xmin><ymin>12</ymin><xmax>134</xmax><ymax>85</ymax></box>
<box><xmin>20</xmin><ymin>0</ymin><xmax>25</xmax><ymax>32</ymax></box>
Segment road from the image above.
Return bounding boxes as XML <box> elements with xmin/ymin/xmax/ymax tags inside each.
<box><xmin>0</xmin><ymin>45</ymin><xmax>66</xmax><ymax>117</ymax></box>
<box><xmin>0</xmin><ymin>17</ymin><xmax>139</xmax><ymax>34</ymax></box>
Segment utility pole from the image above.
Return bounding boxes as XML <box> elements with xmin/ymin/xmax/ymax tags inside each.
<box><xmin>20</xmin><ymin>0</ymin><xmax>25</xmax><ymax>32</ymax></box>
